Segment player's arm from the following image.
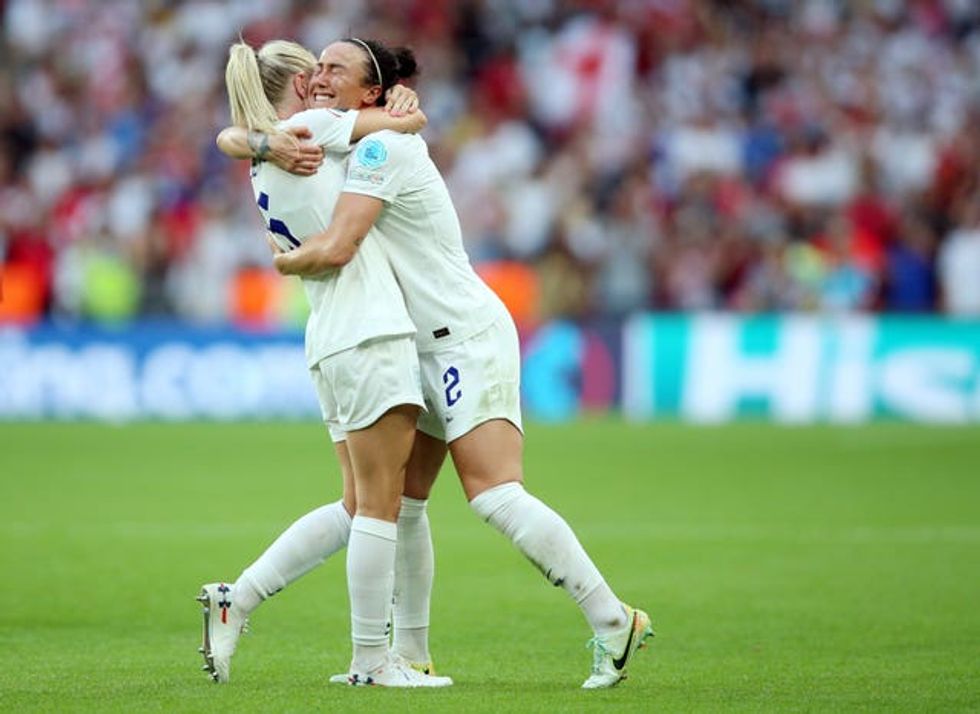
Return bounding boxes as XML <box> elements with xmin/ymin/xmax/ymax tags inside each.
<box><xmin>216</xmin><ymin>106</ymin><xmax>426</xmax><ymax>156</ymax></box>
<box><xmin>215</xmin><ymin>101</ymin><xmax>426</xmax><ymax>175</ymax></box>
<box><xmin>216</xmin><ymin>126</ymin><xmax>324</xmax><ymax>174</ymax></box>
<box><xmin>352</xmin><ymin>106</ymin><xmax>427</xmax><ymax>140</ymax></box>
<box><xmin>270</xmin><ymin>193</ymin><xmax>383</xmax><ymax>275</ymax></box>
<box><xmin>272</xmin><ymin>132</ymin><xmax>409</xmax><ymax>274</ymax></box>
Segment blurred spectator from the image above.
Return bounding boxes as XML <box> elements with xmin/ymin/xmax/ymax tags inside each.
<box><xmin>938</xmin><ymin>195</ymin><xmax>980</xmax><ymax>315</ymax></box>
<box><xmin>2</xmin><ymin>0</ymin><xmax>980</xmax><ymax>326</ymax></box>
<box><xmin>815</xmin><ymin>212</ymin><xmax>877</xmax><ymax>312</ymax></box>
<box><xmin>884</xmin><ymin>207</ymin><xmax>937</xmax><ymax>312</ymax></box>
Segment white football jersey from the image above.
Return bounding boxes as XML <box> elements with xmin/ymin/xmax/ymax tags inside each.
<box><xmin>251</xmin><ymin>110</ymin><xmax>415</xmax><ymax>366</ymax></box>
<box><xmin>342</xmin><ymin>131</ymin><xmax>508</xmax><ymax>353</ymax></box>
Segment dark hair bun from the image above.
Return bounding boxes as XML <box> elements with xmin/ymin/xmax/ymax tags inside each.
<box><xmin>393</xmin><ymin>47</ymin><xmax>419</xmax><ymax>80</ymax></box>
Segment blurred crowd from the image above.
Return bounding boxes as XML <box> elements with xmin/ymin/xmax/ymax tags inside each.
<box><xmin>2</xmin><ymin>0</ymin><xmax>980</xmax><ymax>327</ymax></box>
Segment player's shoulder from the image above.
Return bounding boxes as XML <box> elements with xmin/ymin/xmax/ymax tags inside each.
<box><xmin>354</xmin><ymin>130</ymin><xmax>423</xmax><ymax>167</ymax></box>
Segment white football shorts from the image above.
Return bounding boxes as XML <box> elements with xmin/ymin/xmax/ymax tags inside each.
<box><xmin>417</xmin><ymin>314</ymin><xmax>524</xmax><ymax>443</ymax></box>
<box><xmin>309</xmin><ymin>335</ymin><xmax>425</xmax><ymax>443</ymax></box>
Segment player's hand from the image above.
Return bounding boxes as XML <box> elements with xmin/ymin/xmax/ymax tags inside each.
<box><xmin>268</xmin><ymin>127</ymin><xmax>323</xmax><ymax>176</ymax></box>
<box><xmin>400</xmin><ymin>109</ymin><xmax>427</xmax><ymax>134</ymax></box>
<box><xmin>385</xmin><ymin>84</ymin><xmax>419</xmax><ymax>117</ymax></box>
<box><xmin>265</xmin><ymin>231</ymin><xmax>285</xmax><ymax>257</ymax></box>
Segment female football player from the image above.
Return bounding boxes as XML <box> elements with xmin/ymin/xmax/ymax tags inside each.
<box><xmin>203</xmin><ymin>38</ymin><xmax>450</xmax><ymax>688</ymax></box>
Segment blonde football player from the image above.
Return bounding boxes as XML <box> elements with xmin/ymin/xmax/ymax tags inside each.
<box><xmin>202</xmin><ymin>38</ymin><xmax>450</xmax><ymax>688</ymax></box>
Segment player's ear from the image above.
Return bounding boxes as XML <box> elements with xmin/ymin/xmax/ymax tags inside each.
<box><xmin>294</xmin><ymin>72</ymin><xmax>309</xmax><ymax>101</ymax></box>
<box><xmin>365</xmin><ymin>85</ymin><xmax>382</xmax><ymax>106</ymax></box>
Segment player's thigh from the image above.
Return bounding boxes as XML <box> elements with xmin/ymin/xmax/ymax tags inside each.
<box><xmin>418</xmin><ymin>316</ymin><xmax>525</xmax><ymax>499</ymax></box>
<box><xmin>312</xmin><ymin>335</ymin><xmax>424</xmax><ymax>516</ymax></box>
<box><xmin>346</xmin><ymin>404</ymin><xmax>419</xmax><ymax>520</ymax></box>
<box><xmin>311</xmin><ymin>391</ymin><xmax>356</xmax><ymax>515</ymax></box>
<box><xmin>418</xmin><ymin>317</ymin><xmax>523</xmax><ymax>443</ymax></box>
<box><xmin>404</xmin><ymin>430</ymin><xmax>448</xmax><ymax>500</ymax></box>
<box><xmin>448</xmin><ymin>419</ymin><xmax>524</xmax><ymax>501</ymax></box>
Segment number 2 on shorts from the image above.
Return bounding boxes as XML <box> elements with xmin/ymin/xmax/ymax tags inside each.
<box><xmin>443</xmin><ymin>366</ymin><xmax>461</xmax><ymax>407</ymax></box>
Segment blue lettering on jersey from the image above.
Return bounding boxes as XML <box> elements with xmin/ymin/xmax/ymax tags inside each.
<box><xmin>257</xmin><ymin>192</ymin><xmax>269</xmax><ymax>210</ymax></box>
<box><xmin>356</xmin><ymin>139</ymin><xmax>388</xmax><ymax>169</ymax></box>
<box><xmin>268</xmin><ymin>217</ymin><xmax>300</xmax><ymax>248</ymax></box>
<box><xmin>443</xmin><ymin>366</ymin><xmax>461</xmax><ymax>407</ymax></box>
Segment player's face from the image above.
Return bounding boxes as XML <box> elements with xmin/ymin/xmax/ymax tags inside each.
<box><xmin>308</xmin><ymin>42</ymin><xmax>379</xmax><ymax>111</ymax></box>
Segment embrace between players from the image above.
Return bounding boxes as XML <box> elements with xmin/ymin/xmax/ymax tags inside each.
<box><xmin>198</xmin><ymin>34</ymin><xmax>652</xmax><ymax>689</ymax></box>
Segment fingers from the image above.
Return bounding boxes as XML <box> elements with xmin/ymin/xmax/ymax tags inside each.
<box><xmin>288</xmin><ymin>145</ymin><xmax>324</xmax><ymax>175</ymax></box>
<box><xmin>269</xmin><ymin>135</ymin><xmax>323</xmax><ymax>175</ymax></box>
<box><xmin>388</xmin><ymin>96</ymin><xmax>418</xmax><ymax>116</ymax></box>
<box><xmin>287</xmin><ymin>126</ymin><xmax>313</xmax><ymax>140</ymax></box>
<box><xmin>392</xmin><ymin>95</ymin><xmax>419</xmax><ymax>116</ymax></box>
<box><xmin>265</xmin><ymin>231</ymin><xmax>284</xmax><ymax>255</ymax></box>
<box><xmin>386</xmin><ymin>85</ymin><xmax>419</xmax><ymax>117</ymax></box>
<box><xmin>277</xmin><ymin>126</ymin><xmax>321</xmax><ymax>174</ymax></box>
<box><xmin>288</xmin><ymin>162</ymin><xmax>320</xmax><ymax>176</ymax></box>
<box><xmin>294</xmin><ymin>145</ymin><xmax>324</xmax><ymax>174</ymax></box>
<box><xmin>384</xmin><ymin>89</ymin><xmax>399</xmax><ymax>115</ymax></box>
<box><xmin>297</xmin><ymin>144</ymin><xmax>324</xmax><ymax>161</ymax></box>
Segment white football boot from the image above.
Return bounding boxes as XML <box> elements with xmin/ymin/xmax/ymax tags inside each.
<box><xmin>404</xmin><ymin>659</ymin><xmax>437</xmax><ymax>676</ymax></box>
<box><xmin>197</xmin><ymin>582</ymin><xmax>248</xmax><ymax>683</ymax></box>
<box><xmin>329</xmin><ymin>654</ymin><xmax>439</xmax><ymax>684</ymax></box>
<box><xmin>582</xmin><ymin>604</ymin><xmax>654</xmax><ymax>689</ymax></box>
<box><xmin>336</xmin><ymin>653</ymin><xmax>453</xmax><ymax>687</ymax></box>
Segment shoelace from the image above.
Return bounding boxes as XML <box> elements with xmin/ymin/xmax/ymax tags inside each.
<box><xmin>585</xmin><ymin>636</ymin><xmax>614</xmax><ymax>673</ymax></box>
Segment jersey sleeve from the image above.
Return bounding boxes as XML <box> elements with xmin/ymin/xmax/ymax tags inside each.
<box><xmin>342</xmin><ymin>133</ymin><xmax>415</xmax><ymax>202</ymax></box>
<box><xmin>283</xmin><ymin>108</ymin><xmax>358</xmax><ymax>153</ymax></box>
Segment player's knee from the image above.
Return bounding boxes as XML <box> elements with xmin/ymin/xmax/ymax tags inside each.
<box><xmin>459</xmin><ymin>474</ymin><xmax>524</xmax><ymax>505</ymax></box>
<box><xmin>357</xmin><ymin>502</ymin><xmax>400</xmax><ymax>522</ymax></box>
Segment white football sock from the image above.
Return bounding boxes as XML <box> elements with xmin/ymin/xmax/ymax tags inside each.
<box><xmin>233</xmin><ymin>500</ymin><xmax>352</xmax><ymax>615</ymax></box>
<box><xmin>579</xmin><ymin>584</ymin><xmax>629</xmax><ymax>637</ymax></box>
<box><xmin>392</xmin><ymin>496</ymin><xmax>433</xmax><ymax>663</ymax></box>
<box><xmin>470</xmin><ymin>482</ymin><xmax>628</xmax><ymax>636</ymax></box>
<box><xmin>347</xmin><ymin>515</ymin><xmax>398</xmax><ymax>673</ymax></box>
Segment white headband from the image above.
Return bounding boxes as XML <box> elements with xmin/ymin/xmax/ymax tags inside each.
<box><xmin>349</xmin><ymin>37</ymin><xmax>383</xmax><ymax>87</ymax></box>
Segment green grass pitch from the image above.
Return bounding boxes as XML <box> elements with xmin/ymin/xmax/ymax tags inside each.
<box><xmin>1</xmin><ymin>420</ymin><xmax>978</xmax><ymax>712</ymax></box>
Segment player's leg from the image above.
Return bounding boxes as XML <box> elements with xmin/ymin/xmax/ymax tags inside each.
<box><xmin>452</xmin><ymin>419</ymin><xmax>629</xmax><ymax>637</ymax></box>
<box><xmin>335</xmin><ymin>438</ymin><xmax>358</xmax><ymax>517</ymax></box>
<box><xmin>344</xmin><ymin>404</ymin><xmax>416</xmax><ymax>673</ymax></box>
<box><xmin>346</xmin><ymin>406</ymin><xmax>416</xmax><ymax>519</ymax></box>
<box><xmin>392</xmin><ymin>430</ymin><xmax>447</xmax><ymax>670</ymax></box>
<box><xmin>426</xmin><ymin>324</ymin><xmax>621</xmax><ymax>621</ymax></box>
<box><xmin>232</xmin><ymin>434</ymin><xmax>355</xmax><ymax>615</ymax></box>
<box><xmin>432</xmin><ymin>317</ymin><xmax>652</xmax><ymax>687</ymax></box>
<box><xmin>449</xmin><ymin>419</ymin><xmax>522</xmax><ymax>500</ymax></box>
<box><xmin>342</xmin><ymin>406</ymin><xmax>450</xmax><ymax>686</ymax></box>
<box><xmin>198</xmin><ymin>419</ymin><xmax>356</xmax><ymax>683</ymax></box>
<box><xmin>455</xmin><ymin>421</ymin><xmax>651</xmax><ymax>689</ymax></box>
<box><xmin>334</xmin><ymin>335</ymin><xmax>451</xmax><ymax>687</ymax></box>
<box><xmin>403</xmin><ymin>429</ymin><xmax>446</xmax><ymax>501</ymax></box>
<box><xmin>326</xmin><ymin>428</ymin><xmax>446</xmax><ymax>685</ymax></box>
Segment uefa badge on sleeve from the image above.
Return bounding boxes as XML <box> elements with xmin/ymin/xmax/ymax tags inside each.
<box><xmin>356</xmin><ymin>139</ymin><xmax>388</xmax><ymax>169</ymax></box>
